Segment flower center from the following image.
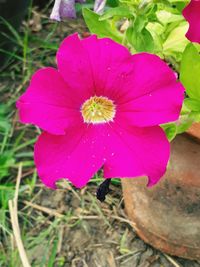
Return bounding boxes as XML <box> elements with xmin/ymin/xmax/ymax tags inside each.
<box><xmin>81</xmin><ymin>96</ymin><xmax>116</xmax><ymax>124</ymax></box>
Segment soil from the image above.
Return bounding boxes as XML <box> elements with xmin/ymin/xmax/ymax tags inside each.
<box><xmin>24</xmin><ymin>182</ymin><xmax>200</xmax><ymax>267</ymax></box>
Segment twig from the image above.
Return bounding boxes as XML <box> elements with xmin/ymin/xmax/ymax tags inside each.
<box><xmin>107</xmin><ymin>251</ymin><xmax>117</xmax><ymax>267</ymax></box>
<box><xmin>24</xmin><ymin>200</ymin><xmax>100</xmax><ymax>220</ymax></box>
<box><xmin>164</xmin><ymin>253</ymin><xmax>182</xmax><ymax>267</ymax></box>
<box><xmin>57</xmin><ymin>225</ymin><xmax>64</xmax><ymax>254</ymax></box>
<box><xmin>110</xmin><ymin>215</ymin><xmax>137</xmax><ymax>229</ymax></box>
<box><xmin>9</xmin><ymin>163</ymin><xmax>31</xmax><ymax>267</ymax></box>
<box><xmin>24</xmin><ymin>201</ymin><xmax>63</xmax><ymax>218</ymax></box>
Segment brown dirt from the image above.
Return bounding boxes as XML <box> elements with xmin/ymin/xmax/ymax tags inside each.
<box><xmin>23</xmin><ymin>182</ymin><xmax>200</xmax><ymax>267</ymax></box>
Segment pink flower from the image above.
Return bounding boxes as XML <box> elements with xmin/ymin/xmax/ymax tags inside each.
<box><xmin>17</xmin><ymin>34</ymin><xmax>184</xmax><ymax>189</ymax></box>
<box><xmin>183</xmin><ymin>0</ymin><xmax>200</xmax><ymax>43</ymax></box>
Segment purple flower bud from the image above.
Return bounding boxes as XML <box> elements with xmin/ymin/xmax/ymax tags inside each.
<box><xmin>50</xmin><ymin>0</ymin><xmax>105</xmax><ymax>21</ymax></box>
<box><xmin>50</xmin><ymin>0</ymin><xmax>62</xmax><ymax>21</ymax></box>
<box><xmin>50</xmin><ymin>0</ymin><xmax>77</xmax><ymax>21</ymax></box>
<box><xmin>94</xmin><ymin>0</ymin><xmax>106</xmax><ymax>14</ymax></box>
<box><xmin>60</xmin><ymin>0</ymin><xmax>76</xmax><ymax>19</ymax></box>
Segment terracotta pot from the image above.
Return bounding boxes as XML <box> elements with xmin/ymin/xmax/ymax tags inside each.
<box><xmin>187</xmin><ymin>122</ymin><xmax>200</xmax><ymax>141</ymax></box>
<box><xmin>122</xmin><ymin>125</ymin><xmax>200</xmax><ymax>260</ymax></box>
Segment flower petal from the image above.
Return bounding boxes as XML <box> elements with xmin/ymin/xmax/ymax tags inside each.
<box><xmin>57</xmin><ymin>34</ymin><xmax>133</xmax><ymax>101</ymax></box>
<box><xmin>183</xmin><ymin>0</ymin><xmax>200</xmax><ymax>43</ymax></box>
<box><xmin>56</xmin><ymin>33</ymin><xmax>95</xmax><ymax>102</ymax></box>
<box><xmin>116</xmin><ymin>82</ymin><xmax>184</xmax><ymax>127</ymax></box>
<box><xmin>113</xmin><ymin>53</ymin><xmax>184</xmax><ymax>126</ymax></box>
<box><xmin>81</xmin><ymin>35</ymin><xmax>132</xmax><ymax>97</ymax></box>
<box><xmin>116</xmin><ymin>53</ymin><xmax>180</xmax><ymax>103</ymax></box>
<box><xmin>17</xmin><ymin>67</ymin><xmax>82</xmax><ymax>135</ymax></box>
<box><xmin>34</xmin><ymin>125</ymin><xmax>106</xmax><ymax>188</ymax></box>
<box><xmin>103</xmin><ymin>124</ymin><xmax>170</xmax><ymax>186</ymax></box>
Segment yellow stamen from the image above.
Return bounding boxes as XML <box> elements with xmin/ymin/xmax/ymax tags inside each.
<box><xmin>81</xmin><ymin>96</ymin><xmax>116</xmax><ymax>124</ymax></box>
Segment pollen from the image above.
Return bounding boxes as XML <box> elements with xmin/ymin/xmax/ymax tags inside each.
<box><xmin>81</xmin><ymin>96</ymin><xmax>116</xmax><ymax>124</ymax></box>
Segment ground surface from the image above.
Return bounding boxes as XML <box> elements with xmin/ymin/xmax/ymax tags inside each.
<box><xmin>0</xmin><ymin>3</ymin><xmax>200</xmax><ymax>267</ymax></box>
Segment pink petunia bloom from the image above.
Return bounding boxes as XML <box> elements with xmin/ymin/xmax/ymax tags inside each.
<box><xmin>182</xmin><ymin>0</ymin><xmax>200</xmax><ymax>43</ymax></box>
<box><xmin>17</xmin><ymin>34</ymin><xmax>184</xmax><ymax>189</ymax></box>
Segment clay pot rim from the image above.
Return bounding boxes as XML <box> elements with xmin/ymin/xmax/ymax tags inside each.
<box><xmin>186</xmin><ymin>122</ymin><xmax>200</xmax><ymax>142</ymax></box>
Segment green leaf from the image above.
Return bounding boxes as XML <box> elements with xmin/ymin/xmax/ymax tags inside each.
<box><xmin>99</xmin><ymin>6</ymin><xmax>134</xmax><ymax>21</ymax></box>
<box><xmin>146</xmin><ymin>22</ymin><xmax>164</xmax><ymax>52</ymax></box>
<box><xmin>184</xmin><ymin>98</ymin><xmax>200</xmax><ymax>112</ymax></box>
<box><xmin>161</xmin><ymin>123</ymin><xmax>177</xmax><ymax>141</ymax></box>
<box><xmin>163</xmin><ymin>22</ymin><xmax>189</xmax><ymax>56</ymax></box>
<box><xmin>0</xmin><ymin>152</ymin><xmax>15</xmax><ymax>179</ymax></box>
<box><xmin>156</xmin><ymin>10</ymin><xmax>183</xmax><ymax>24</ymax></box>
<box><xmin>176</xmin><ymin>115</ymin><xmax>193</xmax><ymax>134</ymax></box>
<box><xmin>126</xmin><ymin>27</ymin><xmax>155</xmax><ymax>52</ymax></box>
<box><xmin>180</xmin><ymin>43</ymin><xmax>200</xmax><ymax>100</ymax></box>
<box><xmin>82</xmin><ymin>8</ymin><xmax>123</xmax><ymax>43</ymax></box>
<box><xmin>0</xmin><ymin>120</ymin><xmax>11</xmax><ymax>133</ymax></box>
<box><xmin>133</xmin><ymin>15</ymin><xmax>148</xmax><ymax>32</ymax></box>
<box><xmin>189</xmin><ymin>111</ymin><xmax>200</xmax><ymax>122</ymax></box>
<box><xmin>107</xmin><ymin>0</ymin><xmax>119</xmax><ymax>7</ymax></box>
<box><xmin>126</xmin><ymin>14</ymin><xmax>156</xmax><ymax>52</ymax></box>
